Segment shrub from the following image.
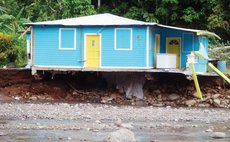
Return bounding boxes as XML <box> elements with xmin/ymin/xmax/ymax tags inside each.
<box><xmin>0</xmin><ymin>32</ymin><xmax>26</xmax><ymax>67</ymax></box>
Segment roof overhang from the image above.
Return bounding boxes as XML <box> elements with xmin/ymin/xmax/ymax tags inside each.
<box><xmin>156</xmin><ymin>24</ymin><xmax>220</xmax><ymax>39</ymax></box>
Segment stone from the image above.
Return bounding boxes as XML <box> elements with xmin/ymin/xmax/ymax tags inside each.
<box><xmin>213</xmin><ymin>99</ymin><xmax>221</xmax><ymax>106</ymax></box>
<box><xmin>29</xmin><ymin>96</ymin><xmax>37</xmax><ymax>101</ymax></box>
<box><xmin>185</xmin><ymin>100</ymin><xmax>196</xmax><ymax>107</ymax></box>
<box><xmin>154</xmin><ymin>90</ymin><xmax>161</xmax><ymax>94</ymax></box>
<box><xmin>198</xmin><ymin>104</ymin><xmax>207</xmax><ymax>107</ymax></box>
<box><xmin>14</xmin><ymin>96</ymin><xmax>20</xmax><ymax>100</ymax></box>
<box><xmin>114</xmin><ymin>118</ymin><xmax>122</xmax><ymax>127</ymax></box>
<box><xmin>210</xmin><ymin>132</ymin><xmax>226</xmax><ymax>139</ymax></box>
<box><xmin>152</xmin><ymin>103</ymin><xmax>164</xmax><ymax>107</ymax></box>
<box><xmin>168</xmin><ymin>94</ymin><xmax>180</xmax><ymax>101</ymax></box>
<box><xmin>101</xmin><ymin>96</ymin><xmax>113</xmax><ymax>103</ymax></box>
<box><xmin>120</xmin><ymin>123</ymin><xmax>134</xmax><ymax>129</ymax></box>
<box><xmin>105</xmin><ymin>128</ymin><xmax>136</xmax><ymax>142</ymax></box>
<box><xmin>0</xmin><ymin>132</ymin><xmax>6</xmax><ymax>136</ymax></box>
<box><xmin>205</xmin><ymin>129</ymin><xmax>213</xmax><ymax>133</ymax></box>
<box><xmin>192</xmin><ymin>92</ymin><xmax>200</xmax><ymax>98</ymax></box>
<box><xmin>213</xmin><ymin>94</ymin><xmax>221</xmax><ymax>99</ymax></box>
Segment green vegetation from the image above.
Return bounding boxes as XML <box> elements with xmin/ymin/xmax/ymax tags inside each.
<box><xmin>0</xmin><ymin>32</ymin><xmax>26</xmax><ymax>67</ymax></box>
<box><xmin>0</xmin><ymin>0</ymin><xmax>229</xmax><ymax>67</ymax></box>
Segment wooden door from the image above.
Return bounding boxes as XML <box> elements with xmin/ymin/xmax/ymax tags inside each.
<box><xmin>166</xmin><ymin>38</ymin><xmax>180</xmax><ymax>68</ymax></box>
<box><xmin>86</xmin><ymin>35</ymin><xmax>100</xmax><ymax>68</ymax></box>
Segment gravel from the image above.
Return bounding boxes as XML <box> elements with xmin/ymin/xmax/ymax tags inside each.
<box><xmin>0</xmin><ymin>102</ymin><xmax>229</xmax><ymax>123</ymax></box>
<box><xmin>0</xmin><ymin>102</ymin><xmax>230</xmax><ymax>141</ymax></box>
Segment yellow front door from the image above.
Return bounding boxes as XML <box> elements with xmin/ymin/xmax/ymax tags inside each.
<box><xmin>166</xmin><ymin>38</ymin><xmax>180</xmax><ymax>68</ymax></box>
<box><xmin>85</xmin><ymin>35</ymin><xmax>100</xmax><ymax>68</ymax></box>
<box><xmin>154</xmin><ymin>34</ymin><xmax>160</xmax><ymax>67</ymax></box>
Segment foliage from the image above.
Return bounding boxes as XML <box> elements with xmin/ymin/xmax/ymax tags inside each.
<box><xmin>209</xmin><ymin>46</ymin><xmax>230</xmax><ymax>64</ymax></box>
<box><xmin>0</xmin><ymin>32</ymin><xmax>26</xmax><ymax>67</ymax></box>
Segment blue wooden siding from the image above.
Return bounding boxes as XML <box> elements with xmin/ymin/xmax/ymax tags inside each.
<box><xmin>33</xmin><ymin>26</ymin><xmax>82</xmax><ymax>67</ymax></box>
<box><xmin>33</xmin><ymin>25</ymin><xmax>147</xmax><ymax>67</ymax></box>
<box><xmin>102</xmin><ymin>26</ymin><xmax>146</xmax><ymax>67</ymax></box>
<box><xmin>149</xmin><ymin>28</ymin><xmax>154</xmax><ymax>68</ymax></box>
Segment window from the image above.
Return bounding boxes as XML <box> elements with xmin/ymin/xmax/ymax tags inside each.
<box><xmin>59</xmin><ymin>28</ymin><xmax>76</xmax><ymax>50</ymax></box>
<box><xmin>114</xmin><ymin>28</ymin><xmax>132</xmax><ymax>50</ymax></box>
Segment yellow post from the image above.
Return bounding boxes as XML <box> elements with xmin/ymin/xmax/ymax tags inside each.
<box><xmin>208</xmin><ymin>63</ymin><xmax>230</xmax><ymax>84</ymax></box>
<box><xmin>190</xmin><ymin>63</ymin><xmax>203</xmax><ymax>99</ymax></box>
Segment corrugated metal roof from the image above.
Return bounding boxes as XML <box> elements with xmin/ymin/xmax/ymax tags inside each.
<box><xmin>25</xmin><ymin>13</ymin><xmax>220</xmax><ymax>39</ymax></box>
<box><xmin>25</xmin><ymin>13</ymin><xmax>157</xmax><ymax>26</ymax></box>
<box><xmin>156</xmin><ymin>24</ymin><xmax>220</xmax><ymax>39</ymax></box>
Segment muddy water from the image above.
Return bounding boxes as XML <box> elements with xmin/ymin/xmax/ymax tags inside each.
<box><xmin>0</xmin><ymin>119</ymin><xmax>230</xmax><ymax>142</ymax></box>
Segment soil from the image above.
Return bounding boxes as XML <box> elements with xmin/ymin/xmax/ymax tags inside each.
<box><xmin>0</xmin><ymin>69</ymin><xmax>229</xmax><ymax>107</ymax></box>
<box><xmin>0</xmin><ymin>69</ymin><xmax>230</xmax><ymax>141</ymax></box>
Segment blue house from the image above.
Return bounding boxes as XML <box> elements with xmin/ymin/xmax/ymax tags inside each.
<box><xmin>25</xmin><ymin>13</ymin><xmax>219</xmax><ymax>74</ymax></box>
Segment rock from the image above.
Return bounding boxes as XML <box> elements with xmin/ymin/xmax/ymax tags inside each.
<box><xmin>198</xmin><ymin>104</ymin><xmax>210</xmax><ymax>108</ymax></box>
<box><xmin>134</xmin><ymin>100</ymin><xmax>147</xmax><ymax>106</ymax></box>
<box><xmin>95</xmin><ymin>120</ymin><xmax>101</xmax><ymax>124</ymax></box>
<box><xmin>205</xmin><ymin>129</ymin><xmax>213</xmax><ymax>133</ymax></box>
<box><xmin>152</xmin><ymin>103</ymin><xmax>164</xmax><ymax>107</ymax></box>
<box><xmin>114</xmin><ymin>118</ymin><xmax>122</xmax><ymax>127</ymax></box>
<box><xmin>105</xmin><ymin>128</ymin><xmax>136</xmax><ymax>142</ymax></box>
<box><xmin>213</xmin><ymin>99</ymin><xmax>221</xmax><ymax>106</ymax></box>
<box><xmin>120</xmin><ymin>123</ymin><xmax>134</xmax><ymax>129</ymax></box>
<box><xmin>168</xmin><ymin>94</ymin><xmax>180</xmax><ymax>101</ymax></box>
<box><xmin>185</xmin><ymin>100</ymin><xmax>196</xmax><ymax>107</ymax></box>
<box><xmin>211</xmin><ymin>132</ymin><xmax>226</xmax><ymax>139</ymax></box>
<box><xmin>192</xmin><ymin>92</ymin><xmax>200</xmax><ymax>98</ymax></box>
<box><xmin>213</xmin><ymin>94</ymin><xmax>220</xmax><ymax>99</ymax></box>
<box><xmin>101</xmin><ymin>96</ymin><xmax>113</xmax><ymax>103</ymax></box>
<box><xmin>14</xmin><ymin>96</ymin><xmax>20</xmax><ymax>100</ymax></box>
<box><xmin>29</xmin><ymin>96</ymin><xmax>37</xmax><ymax>101</ymax></box>
<box><xmin>154</xmin><ymin>90</ymin><xmax>161</xmax><ymax>94</ymax></box>
<box><xmin>0</xmin><ymin>132</ymin><xmax>6</xmax><ymax>136</ymax></box>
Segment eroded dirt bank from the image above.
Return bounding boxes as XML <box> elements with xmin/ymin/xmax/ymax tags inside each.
<box><xmin>0</xmin><ymin>69</ymin><xmax>229</xmax><ymax>107</ymax></box>
<box><xmin>0</xmin><ymin>69</ymin><xmax>230</xmax><ymax>141</ymax></box>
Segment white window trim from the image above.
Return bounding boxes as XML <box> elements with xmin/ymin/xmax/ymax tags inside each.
<box><xmin>114</xmin><ymin>28</ymin><xmax>132</xmax><ymax>51</ymax></box>
<box><xmin>59</xmin><ymin>28</ymin><xmax>76</xmax><ymax>50</ymax></box>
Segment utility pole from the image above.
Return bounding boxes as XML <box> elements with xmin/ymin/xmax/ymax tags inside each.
<box><xmin>98</xmin><ymin>0</ymin><xmax>101</xmax><ymax>8</ymax></box>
